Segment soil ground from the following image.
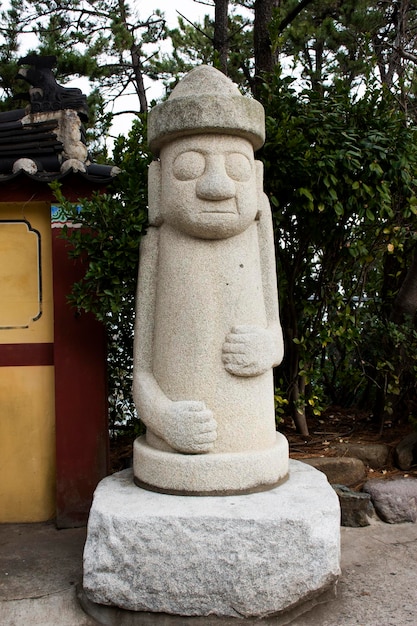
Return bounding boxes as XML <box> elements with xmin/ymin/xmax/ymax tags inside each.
<box><xmin>281</xmin><ymin>407</ymin><xmax>417</xmax><ymax>487</ymax></box>
<box><xmin>109</xmin><ymin>408</ymin><xmax>417</xmax><ymax>487</ymax></box>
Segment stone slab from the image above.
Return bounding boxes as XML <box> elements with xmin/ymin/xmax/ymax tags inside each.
<box><xmin>301</xmin><ymin>457</ymin><xmax>366</xmax><ymax>486</ymax></box>
<box><xmin>363</xmin><ymin>478</ymin><xmax>417</xmax><ymax>523</ymax></box>
<box><xmin>83</xmin><ymin>461</ymin><xmax>340</xmax><ymax>620</ymax></box>
<box><xmin>331</xmin><ymin>443</ymin><xmax>390</xmax><ymax>469</ymax></box>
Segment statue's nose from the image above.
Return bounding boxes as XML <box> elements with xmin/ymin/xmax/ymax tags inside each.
<box><xmin>196</xmin><ymin>156</ymin><xmax>235</xmax><ymax>201</ymax></box>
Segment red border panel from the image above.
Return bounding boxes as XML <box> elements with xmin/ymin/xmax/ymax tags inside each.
<box><xmin>0</xmin><ymin>343</ymin><xmax>54</xmax><ymax>367</ymax></box>
<box><xmin>52</xmin><ymin>231</ymin><xmax>109</xmax><ymax>528</ymax></box>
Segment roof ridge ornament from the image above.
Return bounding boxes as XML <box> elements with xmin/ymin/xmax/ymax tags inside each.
<box><xmin>0</xmin><ymin>55</ymin><xmax>119</xmax><ymax>183</ymax></box>
<box><xmin>17</xmin><ymin>54</ymin><xmax>89</xmax><ymax>121</ymax></box>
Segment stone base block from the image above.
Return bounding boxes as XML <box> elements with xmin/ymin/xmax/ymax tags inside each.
<box><xmin>134</xmin><ymin>432</ymin><xmax>289</xmax><ymax>495</ymax></box>
<box><xmin>83</xmin><ymin>461</ymin><xmax>341</xmax><ymax>620</ymax></box>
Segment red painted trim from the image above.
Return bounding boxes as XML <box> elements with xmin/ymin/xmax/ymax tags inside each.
<box><xmin>0</xmin><ymin>342</ymin><xmax>54</xmax><ymax>367</ymax></box>
<box><xmin>0</xmin><ymin>176</ymin><xmax>109</xmax><ymax>202</ymax></box>
<box><xmin>52</xmin><ymin>232</ymin><xmax>109</xmax><ymax>528</ymax></box>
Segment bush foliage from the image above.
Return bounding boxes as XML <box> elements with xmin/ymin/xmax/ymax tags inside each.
<box><xmin>55</xmin><ymin>117</ymin><xmax>151</xmax><ymax>433</ymax></box>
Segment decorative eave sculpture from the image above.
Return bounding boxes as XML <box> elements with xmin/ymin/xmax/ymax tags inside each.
<box><xmin>132</xmin><ymin>65</ymin><xmax>289</xmax><ymax>494</ymax></box>
<box><xmin>0</xmin><ymin>54</ymin><xmax>119</xmax><ymax>183</ymax></box>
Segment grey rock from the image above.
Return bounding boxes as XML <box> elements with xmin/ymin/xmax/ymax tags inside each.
<box><xmin>301</xmin><ymin>457</ymin><xmax>366</xmax><ymax>487</ymax></box>
<box><xmin>363</xmin><ymin>478</ymin><xmax>417</xmax><ymax>523</ymax></box>
<box><xmin>332</xmin><ymin>484</ymin><xmax>375</xmax><ymax>527</ymax></box>
<box><xmin>331</xmin><ymin>443</ymin><xmax>390</xmax><ymax>469</ymax></box>
<box><xmin>394</xmin><ymin>432</ymin><xmax>417</xmax><ymax>471</ymax></box>
<box><xmin>83</xmin><ymin>462</ymin><xmax>340</xmax><ymax>619</ymax></box>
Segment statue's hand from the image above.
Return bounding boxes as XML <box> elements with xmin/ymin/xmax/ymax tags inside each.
<box><xmin>222</xmin><ymin>324</ymin><xmax>282</xmax><ymax>377</ymax></box>
<box><xmin>162</xmin><ymin>401</ymin><xmax>217</xmax><ymax>453</ymax></box>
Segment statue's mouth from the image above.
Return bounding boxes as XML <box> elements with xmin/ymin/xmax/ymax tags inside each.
<box><xmin>203</xmin><ymin>210</ymin><xmax>237</xmax><ymax>214</ymax></box>
<box><xmin>201</xmin><ymin>200</ymin><xmax>237</xmax><ymax>214</ymax></box>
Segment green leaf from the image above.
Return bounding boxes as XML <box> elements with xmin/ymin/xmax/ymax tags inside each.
<box><xmin>298</xmin><ymin>187</ymin><xmax>314</xmax><ymax>202</ymax></box>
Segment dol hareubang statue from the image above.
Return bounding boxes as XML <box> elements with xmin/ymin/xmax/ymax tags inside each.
<box><xmin>82</xmin><ymin>66</ymin><xmax>340</xmax><ymax>623</ymax></box>
<box><xmin>133</xmin><ymin>66</ymin><xmax>289</xmax><ymax>494</ymax></box>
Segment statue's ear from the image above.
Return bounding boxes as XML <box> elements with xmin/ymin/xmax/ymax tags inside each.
<box><xmin>148</xmin><ymin>160</ymin><xmax>163</xmax><ymax>226</ymax></box>
<box><xmin>255</xmin><ymin>159</ymin><xmax>265</xmax><ymax>221</ymax></box>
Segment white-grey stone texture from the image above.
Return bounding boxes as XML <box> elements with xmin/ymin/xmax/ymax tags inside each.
<box><xmin>147</xmin><ymin>66</ymin><xmax>265</xmax><ymax>153</ymax></box>
<box><xmin>133</xmin><ymin>432</ymin><xmax>289</xmax><ymax>495</ymax></box>
<box><xmin>83</xmin><ymin>461</ymin><xmax>341</xmax><ymax>619</ymax></box>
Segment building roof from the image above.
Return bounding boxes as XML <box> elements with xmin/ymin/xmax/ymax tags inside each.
<box><xmin>0</xmin><ymin>55</ymin><xmax>119</xmax><ymax>187</ymax></box>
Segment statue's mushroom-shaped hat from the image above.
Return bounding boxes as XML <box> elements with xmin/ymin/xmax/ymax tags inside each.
<box><xmin>148</xmin><ymin>65</ymin><xmax>265</xmax><ymax>154</ymax></box>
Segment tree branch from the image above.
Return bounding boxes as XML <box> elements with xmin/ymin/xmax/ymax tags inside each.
<box><xmin>395</xmin><ymin>46</ymin><xmax>417</xmax><ymax>63</ymax></box>
<box><xmin>176</xmin><ymin>10</ymin><xmax>213</xmax><ymax>42</ymax></box>
<box><xmin>277</xmin><ymin>0</ymin><xmax>317</xmax><ymax>34</ymax></box>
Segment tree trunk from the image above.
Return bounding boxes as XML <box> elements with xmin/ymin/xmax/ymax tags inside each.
<box><xmin>373</xmin><ymin>245</ymin><xmax>417</xmax><ymax>426</ymax></box>
<box><xmin>391</xmin><ymin>247</ymin><xmax>417</xmax><ymax>324</ymax></box>
<box><xmin>285</xmin><ymin>319</ymin><xmax>310</xmax><ymax>436</ymax></box>
<box><xmin>116</xmin><ymin>0</ymin><xmax>148</xmax><ymax>113</ymax></box>
<box><xmin>373</xmin><ymin>0</ymin><xmax>410</xmax><ymax>102</ymax></box>
<box><xmin>214</xmin><ymin>0</ymin><xmax>229</xmax><ymax>75</ymax></box>
<box><xmin>253</xmin><ymin>0</ymin><xmax>280</xmax><ymax>96</ymax></box>
<box><xmin>131</xmin><ymin>46</ymin><xmax>148</xmax><ymax>113</ymax></box>
<box><xmin>291</xmin><ymin>374</ymin><xmax>309</xmax><ymax>436</ymax></box>
<box><xmin>311</xmin><ymin>39</ymin><xmax>324</xmax><ymax>95</ymax></box>
<box><xmin>253</xmin><ymin>0</ymin><xmax>317</xmax><ymax>97</ymax></box>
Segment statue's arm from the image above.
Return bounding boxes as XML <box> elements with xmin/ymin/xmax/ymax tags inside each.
<box><xmin>222</xmin><ymin>161</ymin><xmax>284</xmax><ymax>377</ymax></box>
<box><xmin>133</xmin><ymin>226</ymin><xmax>217</xmax><ymax>453</ymax></box>
<box><xmin>256</xmin><ymin>168</ymin><xmax>284</xmax><ymax>367</ymax></box>
<box><xmin>132</xmin><ymin>226</ymin><xmax>169</xmax><ymax>431</ymax></box>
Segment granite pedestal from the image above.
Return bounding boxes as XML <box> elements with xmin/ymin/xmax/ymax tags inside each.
<box><xmin>82</xmin><ymin>460</ymin><xmax>340</xmax><ymax>621</ymax></box>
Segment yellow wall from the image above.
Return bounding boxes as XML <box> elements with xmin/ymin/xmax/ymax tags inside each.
<box><xmin>0</xmin><ymin>366</ymin><xmax>55</xmax><ymax>521</ymax></box>
<box><xmin>0</xmin><ymin>203</ymin><xmax>54</xmax><ymax>343</ymax></box>
<box><xmin>0</xmin><ymin>202</ymin><xmax>56</xmax><ymax>522</ymax></box>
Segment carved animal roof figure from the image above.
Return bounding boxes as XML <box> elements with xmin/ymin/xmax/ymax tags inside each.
<box><xmin>17</xmin><ymin>54</ymin><xmax>89</xmax><ymax>121</ymax></box>
<box><xmin>0</xmin><ymin>55</ymin><xmax>119</xmax><ymax>184</ymax></box>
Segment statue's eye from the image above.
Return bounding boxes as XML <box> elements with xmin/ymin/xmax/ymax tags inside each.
<box><xmin>173</xmin><ymin>151</ymin><xmax>205</xmax><ymax>180</ymax></box>
<box><xmin>225</xmin><ymin>153</ymin><xmax>252</xmax><ymax>182</ymax></box>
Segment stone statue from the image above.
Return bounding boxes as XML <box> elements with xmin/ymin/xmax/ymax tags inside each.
<box><xmin>84</xmin><ymin>68</ymin><xmax>339</xmax><ymax>618</ymax></box>
<box><xmin>133</xmin><ymin>66</ymin><xmax>288</xmax><ymax>494</ymax></box>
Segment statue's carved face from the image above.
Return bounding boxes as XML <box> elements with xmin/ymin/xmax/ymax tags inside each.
<box><xmin>160</xmin><ymin>134</ymin><xmax>258</xmax><ymax>239</ymax></box>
